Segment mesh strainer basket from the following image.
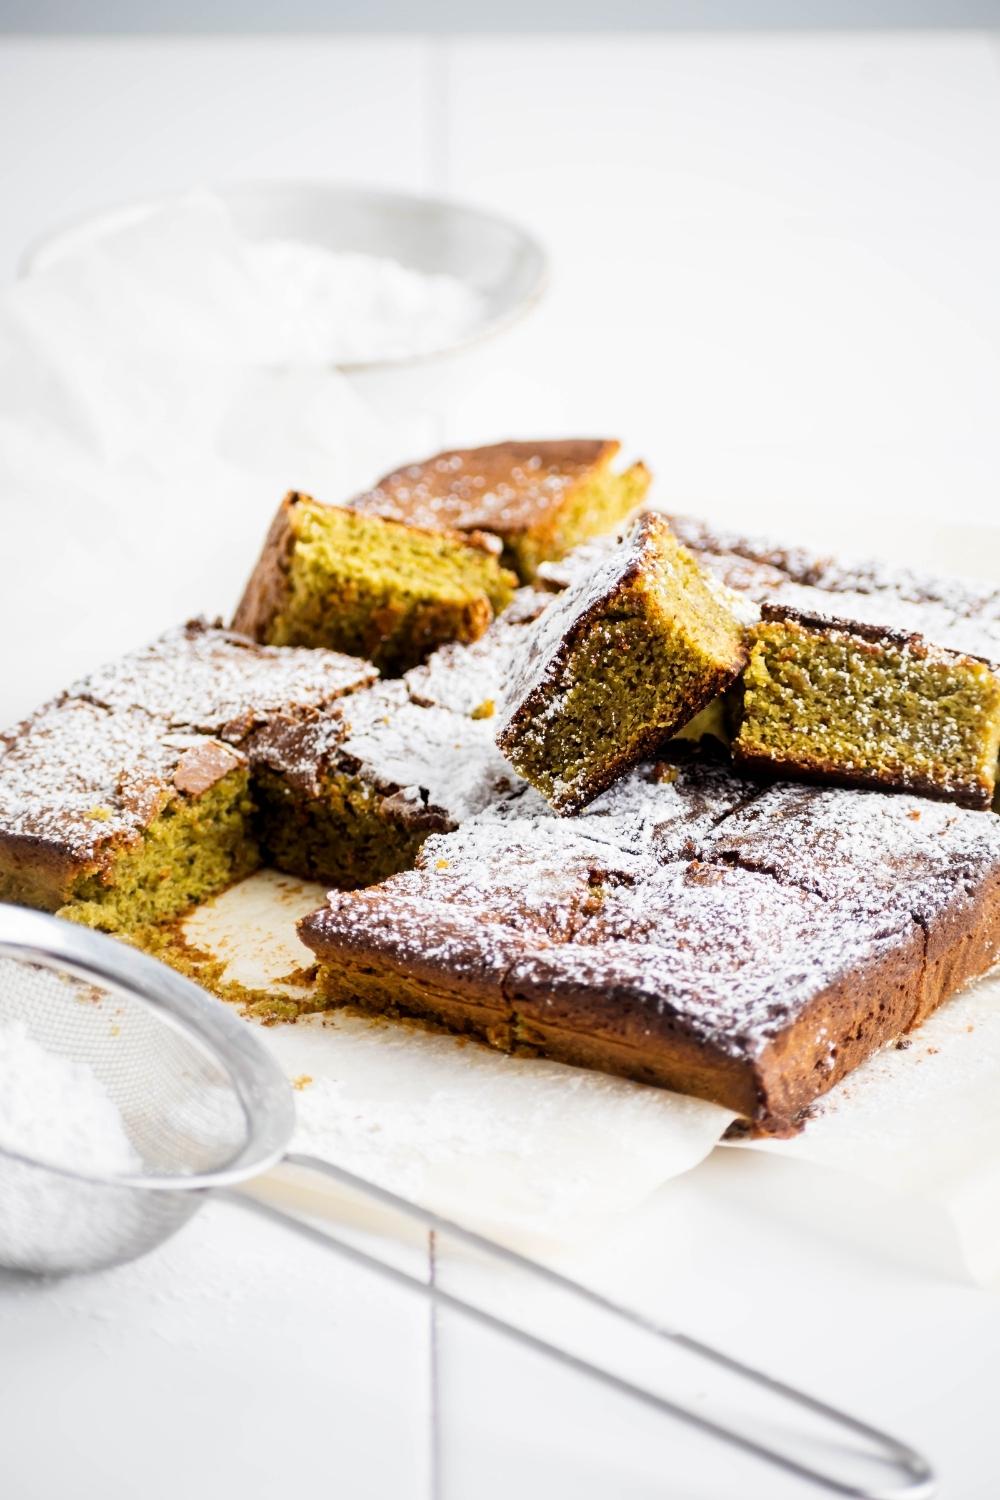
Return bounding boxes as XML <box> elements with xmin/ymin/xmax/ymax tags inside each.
<box><xmin>0</xmin><ymin>905</ymin><xmax>935</xmax><ymax>1499</ymax></box>
<box><xmin>0</xmin><ymin>904</ymin><xmax>291</xmax><ymax>1273</ymax></box>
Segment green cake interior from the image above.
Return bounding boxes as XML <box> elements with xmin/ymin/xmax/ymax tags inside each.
<box><xmin>270</xmin><ymin>500</ymin><xmax>516</xmax><ymax>674</ymax></box>
<box><xmin>734</xmin><ymin>617</ymin><xmax>1000</xmax><ymax>807</ymax></box>
<box><xmin>508</xmin><ymin>461</ymin><xmax>650</xmax><ymax>581</ymax></box>
<box><xmin>252</xmin><ymin>765</ymin><xmax>429</xmax><ymax>889</ymax></box>
<box><xmin>502</xmin><ymin>537</ymin><xmax>746</xmax><ymax>813</ymax></box>
<box><xmin>61</xmin><ymin>771</ymin><xmax>260</xmax><ymax>933</ymax></box>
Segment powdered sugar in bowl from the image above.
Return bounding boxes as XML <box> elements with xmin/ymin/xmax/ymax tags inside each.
<box><xmin>22</xmin><ymin>180</ymin><xmax>549</xmax><ymax>372</ymax></box>
<box><xmin>21</xmin><ymin>180</ymin><xmax>548</xmax><ymax>465</ymax></box>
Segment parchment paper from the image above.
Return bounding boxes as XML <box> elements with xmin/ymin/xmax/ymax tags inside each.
<box><xmin>732</xmin><ymin>969</ymin><xmax>1000</xmax><ymax>1286</ymax></box>
<box><xmin>182</xmin><ymin>870</ymin><xmax>1000</xmax><ymax>1279</ymax></box>
<box><xmin>182</xmin><ymin>871</ymin><xmax>735</xmax><ymax>1242</ymax></box>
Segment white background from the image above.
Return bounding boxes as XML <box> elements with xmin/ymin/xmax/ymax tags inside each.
<box><xmin>1</xmin><ymin>31</ymin><xmax>1000</xmax><ymax>1500</ymax></box>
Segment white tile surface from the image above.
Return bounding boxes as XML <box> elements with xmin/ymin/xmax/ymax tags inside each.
<box><xmin>2</xmin><ymin>30</ymin><xmax>1000</xmax><ymax>1500</ymax></box>
<box><xmin>0</xmin><ymin>37</ymin><xmax>437</xmax><ymax>278</ymax></box>
<box><xmin>433</xmin><ymin>1154</ymin><xmax>1000</xmax><ymax>1499</ymax></box>
<box><xmin>444</xmin><ymin>35</ymin><xmax>1000</xmax><ymax>531</ymax></box>
<box><xmin>0</xmin><ymin>1198</ymin><xmax>433</xmax><ymax>1500</ymax></box>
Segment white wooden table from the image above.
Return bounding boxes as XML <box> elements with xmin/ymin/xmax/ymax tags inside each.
<box><xmin>1</xmin><ymin>32</ymin><xmax>1000</xmax><ymax>1500</ymax></box>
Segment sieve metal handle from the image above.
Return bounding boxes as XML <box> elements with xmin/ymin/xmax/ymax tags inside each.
<box><xmin>0</xmin><ymin>906</ymin><xmax>934</xmax><ymax>1494</ymax></box>
<box><xmin>224</xmin><ymin>1153</ymin><xmax>935</xmax><ymax>1500</ymax></box>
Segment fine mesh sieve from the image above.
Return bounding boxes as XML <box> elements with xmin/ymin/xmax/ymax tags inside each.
<box><xmin>0</xmin><ymin>904</ymin><xmax>936</xmax><ymax>1499</ymax></box>
<box><xmin>0</xmin><ymin>906</ymin><xmax>291</xmax><ymax>1273</ymax></box>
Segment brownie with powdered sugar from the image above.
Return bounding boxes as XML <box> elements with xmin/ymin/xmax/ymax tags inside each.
<box><xmin>300</xmin><ymin>764</ymin><xmax>1000</xmax><ymax>1132</ymax></box>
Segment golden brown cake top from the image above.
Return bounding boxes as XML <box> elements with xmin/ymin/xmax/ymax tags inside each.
<box><xmin>351</xmin><ymin>440</ymin><xmax>620</xmax><ymax>537</ymax></box>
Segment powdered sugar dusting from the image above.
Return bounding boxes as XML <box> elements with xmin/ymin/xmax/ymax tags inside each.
<box><xmin>0</xmin><ymin>698</ymin><xmax>194</xmax><ymax>861</ymax></box>
<box><xmin>666</xmin><ymin>515</ymin><xmax>1000</xmax><ymax>665</ymax></box>
<box><xmin>251</xmin><ymin>673</ymin><xmax>524</xmax><ymax>829</ymax></box>
<box><xmin>305</xmin><ymin>759</ymin><xmax>1000</xmax><ymax>1073</ymax></box>
<box><xmin>508</xmin><ymin>859</ymin><xmax>912</xmax><ymax>1057</ymax></box>
<box><xmin>403</xmin><ymin>586</ymin><xmax>548</xmax><ymax>715</ymax></box>
<box><xmin>354</xmin><ymin>441</ymin><xmax>610</xmax><ymax>536</ymax></box>
<box><xmin>341</xmin><ymin>694</ymin><xmax>520</xmax><ymax>824</ymax></box>
<box><xmin>701</xmin><ymin>781</ymin><xmax>1000</xmax><ymax>917</ymax></box>
<box><xmin>545</xmin><ymin>517</ymin><xmax>1000</xmax><ymax>664</ymax></box>
<box><xmin>76</xmin><ymin>619</ymin><xmax>375</xmax><ymax>736</ymax></box>
<box><xmin>301</xmin><ymin>538</ymin><xmax>1000</xmax><ymax>1085</ymax></box>
<box><xmin>496</xmin><ymin>517</ymin><xmax>657</xmax><ymax>731</ymax></box>
<box><xmin>0</xmin><ymin>620</ymin><xmax>376</xmax><ymax>872</ymax></box>
<box><xmin>247</xmin><ymin>589</ymin><xmax>557</xmax><ymax>831</ymax></box>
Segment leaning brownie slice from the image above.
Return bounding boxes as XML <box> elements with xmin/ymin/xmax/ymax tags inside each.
<box><xmin>233</xmin><ymin>492</ymin><xmax>517</xmax><ymax>674</ymax></box>
<box><xmin>496</xmin><ymin>513</ymin><xmax>747</xmax><ymax>814</ymax></box>
<box><xmin>350</xmin><ymin>439</ymin><xmax>651</xmax><ymax>581</ymax></box>
<box><xmin>733</xmin><ymin>604</ymin><xmax>1000</xmax><ymax>809</ymax></box>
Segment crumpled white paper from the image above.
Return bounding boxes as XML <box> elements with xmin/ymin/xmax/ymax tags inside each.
<box><xmin>0</xmin><ymin>195</ymin><xmax>409</xmax><ymax>728</ymax></box>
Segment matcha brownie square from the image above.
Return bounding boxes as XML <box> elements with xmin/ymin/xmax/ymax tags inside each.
<box><xmin>0</xmin><ymin>620</ymin><xmax>376</xmax><ymax>932</ymax></box>
<box><xmin>0</xmin><ymin>697</ymin><xmax>259</xmax><ymax>929</ymax></box>
<box><xmin>233</xmin><ymin>492</ymin><xmax>517</xmax><ymax>675</ymax></box>
<box><xmin>350</xmin><ymin>439</ymin><xmax>651</xmax><ymax>581</ymax></box>
<box><xmin>496</xmin><ymin>513</ymin><xmax>748</xmax><ymax>814</ymax></box>
<box><xmin>249</xmin><ymin>679</ymin><xmax>522</xmax><ymax>889</ymax></box>
<box><xmin>299</xmin><ymin>768</ymin><xmax>1000</xmax><ymax>1131</ymax></box>
<box><xmin>732</xmin><ymin>604</ymin><xmax>1000</xmax><ymax>809</ymax></box>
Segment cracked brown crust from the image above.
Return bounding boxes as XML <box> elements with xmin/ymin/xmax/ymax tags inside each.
<box><xmin>349</xmin><ymin>439</ymin><xmax>651</xmax><ymax>581</ymax></box>
<box><xmin>9</xmin><ymin>503</ymin><xmax>1000</xmax><ymax>1133</ymax></box>
<box><xmin>353</xmin><ymin>440</ymin><xmax>621</xmax><ymax>537</ymax></box>
<box><xmin>300</xmin><ymin>886</ymin><xmax>937</xmax><ymax>1134</ymax></box>
<box><xmin>0</xmin><ymin>620</ymin><xmax>373</xmax><ymax>909</ymax></box>
<box><xmin>299</xmin><ymin>770</ymin><xmax>1000</xmax><ymax>1133</ymax></box>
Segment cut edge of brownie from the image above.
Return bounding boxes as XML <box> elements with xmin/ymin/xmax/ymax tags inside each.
<box><xmin>0</xmin><ymin>620</ymin><xmax>378</xmax><ymax>931</ymax></box>
<box><xmin>0</xmin><ymin>701</ymin><xmax>260</xmax><ymax>930</ymax></box>
<box><xmin>248</xmin><ymin>691</ymin><xmax>452</xmax><ymax>889</ymax></box>
<box><xmin>232</xmin><ymin>491</ymin><xmax>517</xmax><ymax>674</ymax></box>
<box><xmin>496</xmin><ymin>512</ymin><xmax>747</xmax><ymax>814</ymax></box>
<box><xmin>248</xmin><ymin>675</ymin><xmax>525</xmax><ymax>888</ymax></box>
<box><xmin>733</xmin><ymin>604</ymin><xmax>1000</xmax><ymax>810</ymax></box>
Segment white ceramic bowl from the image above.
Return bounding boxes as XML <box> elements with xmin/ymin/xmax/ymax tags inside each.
<box><xmin>19</xmin><ymin>179</ymin><xmax>549</xmax><ymax>372</ymax></box>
